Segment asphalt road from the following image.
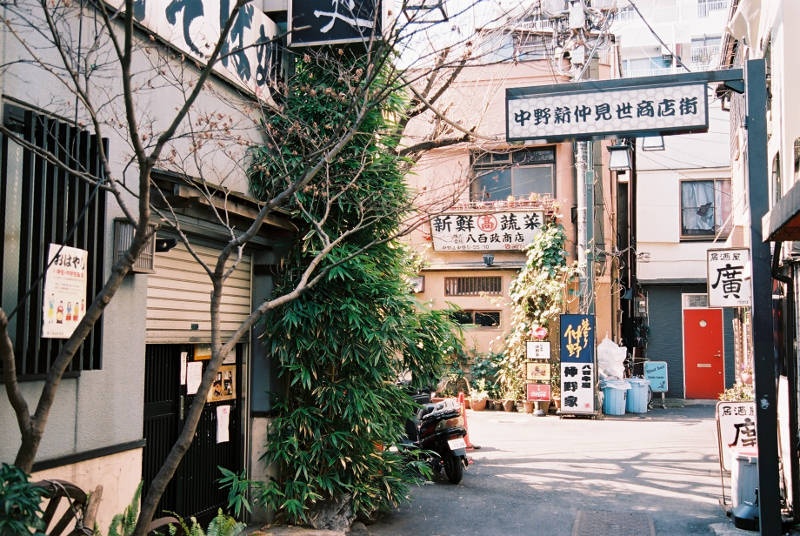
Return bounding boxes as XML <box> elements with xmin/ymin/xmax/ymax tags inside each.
<box><xmin>363</xmin><ymin>403</ymin><xmax>747</xmax><ymax>536</ymax></box>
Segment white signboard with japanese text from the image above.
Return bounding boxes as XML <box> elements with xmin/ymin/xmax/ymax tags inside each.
<box><xmin>430</xmin><ymin>211</ymin><xmax>544</xmax><ymax>251</ymax></box>
<box><xmin>506</xmin><ymin>82</ymin><xmax>708</xmax><ymax>142</ymax></box>
<box><xmin>526</xmin><ymin>341</ymin><xmax>550</xmax><ymax>360</ymax></box>
<box><xmin>716</xmin><ymin>401</ymin><xmax>756</xmax><ymax>471</ymax></box>
<box><xmin>110</xmin><ymin>0</ymin><xmax>280</xmax><ymax>102</ymax></box>
<box><xmin>42</xmin><ymin>244</ymin><xmax>88</xmax><ymax>339</ymax></box>
<box><xmin>707</xmin><ymin>248</ymin><xmax>752</xmax><ymax>307</ymax></box>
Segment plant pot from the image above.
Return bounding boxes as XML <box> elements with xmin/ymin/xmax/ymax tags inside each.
<box><xmin>464</xmin><ymin>398</ymin><xmax>471</xmax><ymax>409</ymax></box>
<box><xmin>523</xmin><ymin>400</ymin><xmax>535</xmax><ymax>413</ymax></box>
<box><xmin>502</xmin><ymin>399</ymin><xmax>516</xmax><ymax>412</ymax></box>
<box><xmin>470</xmin><ymin>398</ymin><xmax>487</xmax><ymax>411</ymax></box>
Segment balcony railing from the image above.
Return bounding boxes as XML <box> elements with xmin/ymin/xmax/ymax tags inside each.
<box><xmin>690</xmin><ymin>44</ymin><xmax>721</xmax><ymax>69</ymax></box>
<box><xmin>697</xmin><ymin>0</ymin><xmax>728</xmax><ymax>18</ymax></box>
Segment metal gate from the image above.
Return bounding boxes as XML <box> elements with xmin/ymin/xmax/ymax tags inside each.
<box><xmin>142</xmin><ymin>344</ymin><xmax>242</xmax><ymax>521</ymax></box>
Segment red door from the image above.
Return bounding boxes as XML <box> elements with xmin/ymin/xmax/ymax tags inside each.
<box><xmin>683</xmin><ymin>308</ymin><xmax>725</xmax><ymax>398</ymax></box>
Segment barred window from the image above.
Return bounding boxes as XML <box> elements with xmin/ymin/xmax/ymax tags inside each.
<box><xmin>1</xmin><ymin>102</ymin><xmax>106</xmax><ymax>378</ymax></box>
<box><xmin>450</xmin><ymin>310</ymin><xmax>501</xmax><ymax>327</ymax></box>
<box><xmin>445</xmin><ymin>276</ymin><xmax>502</xmax><ymax>296</ymax></box>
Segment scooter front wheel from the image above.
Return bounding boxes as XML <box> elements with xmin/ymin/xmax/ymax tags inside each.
<box><xmin>443</xmin><ymin>453</ymin><xmax>464</xmax><ymax>484</ymax></box>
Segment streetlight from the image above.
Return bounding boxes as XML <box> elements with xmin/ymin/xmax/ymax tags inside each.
<box><xmin>641</xmin><ymin>135</ymin><xmax>665</xmax><ymax>151</ymax></box>
<box><xmin>607</xmin><ymin>143</ymin><xmax>632</xmax><ymax>172</ymax></box>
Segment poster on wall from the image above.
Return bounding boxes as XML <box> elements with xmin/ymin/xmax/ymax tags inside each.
<box><xmin>559</xmin><ymin>313</ymin><xmax>596</xmax><ymax>415</ymax></box>
<box><xmin>208</xmin><ymin>364</ymin><xmax>236</xmax><ymax>402</ymax></box>
<box><xmin>42</xmin><ymin>244</ymin><xmax>88</xmax><ymax>339</ymax></box>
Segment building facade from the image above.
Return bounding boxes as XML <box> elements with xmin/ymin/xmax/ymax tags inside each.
<box><xmin>402</xmin><ymin>9</ymin><xmax>620</xmax><ymax>396</ymax></box>
<box><xmin>0</xmin><ymin>2</ymin><xmax>290</xmax><ymax>527</ymax></box>
<box><xmin>611</xmin><ymin>0</ymin><xmax>737</xmax><ymax>398</ymax></box>
<box><xmin>721</xmin><ymin>0</ymin><xmax>800</xmax><ymax>526</ymax></box>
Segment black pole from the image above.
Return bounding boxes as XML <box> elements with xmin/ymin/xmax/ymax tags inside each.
<box><xmin>746</xmin><ymin>58</ymin><xmax>782</xmax><ymax>535</ymax></box>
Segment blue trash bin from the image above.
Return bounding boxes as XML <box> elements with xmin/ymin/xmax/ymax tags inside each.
<box><xmin>626</xmin><ymin>378</ymin><xmax>650</xmax><ymax>414</ymax></box>
<box><xmin>601</xmin><ymin>380</ymin><xmax>629</xmax><ymax>415</ymax></box>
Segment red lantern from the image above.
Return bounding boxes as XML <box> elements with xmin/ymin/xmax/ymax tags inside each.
<box><xmin>532</xmin><ymin>326</ymin><xmax>548</xmax><ymax>340</ymax></box>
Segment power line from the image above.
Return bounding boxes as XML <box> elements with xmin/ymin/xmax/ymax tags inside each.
<box><xmin>625</xmin><ymin>0</ymin><xmax>692</xmax><ymax>73</ymax></box>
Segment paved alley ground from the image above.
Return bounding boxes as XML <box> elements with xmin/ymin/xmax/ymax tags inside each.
<box><xmin>363</xmin><ymin>403</ymin><xmax>751</xmax><ymax>536</ymax></box>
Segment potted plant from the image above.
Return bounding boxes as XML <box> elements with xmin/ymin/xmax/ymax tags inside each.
<box><xmin>469</xmin><ymin>379</ymin><xmax>490</xmax><ymax>411</ymax></box>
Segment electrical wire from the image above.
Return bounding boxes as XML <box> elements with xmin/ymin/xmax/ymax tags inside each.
<box><xmin>625</xmin><ymin>0</ymin><xmax>692</xmax><ymax>73</ymax></box>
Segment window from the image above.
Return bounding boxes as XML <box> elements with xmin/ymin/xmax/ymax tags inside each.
<box><xmin>690</xmin><ymin>36</ymin><xmax>721</xmax><ymax>69</ymax></box>
<box><xmin>697</xmin><ymin>0</ymin><xmax>728</xmax><ymax>18</ymax></box>
<box><xmin>622</xmin><ymin>56</ymin><xmax>672</xmax><ymax>78</ymax></box>
<box><xmin>471</xmin><ymin>148</ymin><xmax>555</xmax><ymax>201</ymax></box>
<box><xmin>1</xmin><ymin>103</ymin><xmax>106</xmax><ymax>377</ymax></box>
<box><xmin>682</xmin><ymin>293</ymin><xmax>708</xmax><ymax>309</ymax></box>
<box><xmin>445</xmin><ymin>276</ymin><xmax>502</xmax><ymax>296</ymax></box>
<box><xmin>680</xmin><ymin>179</ymin><xmax>731</xmax><ymax>239</ymax></box>
<box><xmin>450</xmin><ymin>310</ymin><xmax>501</xmax><ymax>327</ymax></box>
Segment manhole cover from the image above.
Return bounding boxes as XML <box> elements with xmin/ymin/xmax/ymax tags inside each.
<box><xmin>572</xmin><ymin>510</ymin><xmax>655</xmax><ymax>536</ymax></box>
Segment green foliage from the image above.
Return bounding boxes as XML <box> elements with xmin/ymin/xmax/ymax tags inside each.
<box><xmin>470</xmin><ymin>352</ymin><xmax>503</xmax><ymax>399</ymax></box>
<box><xmin>719</xmin><ymin>382</ymin><xmax>754</xmax><ymax>401</ymax></box>
<box><xmin>249</xmin><ymin>50</ymin><xmax>462</xmax><ymax>525</ymax></box>
<box><xmin>217</xmin><ymin>467</ymin><xmax>252</xmax><ymax>519</ymax></box>
<box><xmin>103</xmin><ymin>483</ymin><xmax>244</xmax><ymax>536</ymax></box>
<box><xmin>106</xmin><ymin>482</ymin><xmax>142</xmax><ymax>536</ymax></box>
<box><xmin>500</xmin><ymin>223</ymin><xmax>577</xmax><ymax>399</ymax></box>
<box><xmin>168</xmin><ymin>510</ymin><xmax>246</xmax><ymax>536</ymax></box>
<box><xmin>0</xmin><ymin>463</ymin><xmax>46</xmax><ymax>536</ymax></box>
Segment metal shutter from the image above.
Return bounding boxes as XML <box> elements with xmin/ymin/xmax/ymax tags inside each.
<box><xmin>146</xmin><ymin>243</ymin><xmax>251</xmax><ymax>343</ymax></box>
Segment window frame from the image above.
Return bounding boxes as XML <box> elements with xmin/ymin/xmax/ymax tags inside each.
<box><xmin>444</xmin><ymin>276</ymin><xmax>502</xmax><ymax>296</ymax></box>
<box><xmin>471</xmin><ymin>147</ymin><xmax>555</xmax><ymax>202</ymax></box>
<box><xmin>679</xmin><ymin>177</ymin><xmax>731</xmax><ymax>241</ymax></box>
<box><xmin>450</xmin><ymin>309</ymin><xmax>501</xmax><ymax>328</ymax></box>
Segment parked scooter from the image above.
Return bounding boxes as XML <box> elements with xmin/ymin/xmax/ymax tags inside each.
<box><xmin>401</xmin><ymin>389</ymin><xmax>469</xmax><ymax>484</ymax></box>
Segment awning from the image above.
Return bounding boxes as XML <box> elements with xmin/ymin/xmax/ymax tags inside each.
<box><xmin>762</xmin><ymin>179</ymin><xmax>800</xmax><ymax>241</ymax></box>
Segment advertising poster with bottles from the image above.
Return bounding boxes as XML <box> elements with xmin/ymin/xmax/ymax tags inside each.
<box><xmin>559</xmin><ymin>313</ymin><xmax>596</xmax><ymax>415</ymax></box>
<box><xmin>42</xmin><ymin>244</ymin><xmax>88</xmax><ymax>339</ymax></box>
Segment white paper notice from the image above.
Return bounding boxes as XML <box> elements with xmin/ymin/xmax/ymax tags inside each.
<box><xmin>216</xmin><ymin>405</ymin><xmax>231</xmax><ymax>443</ymax></box>
<box><xmin>180</xmin><ymin>352</ymin><xmax>188</xmax><ymax>385</ymax></box>
<box><xmin>186</xmin><ymin>361</ymin><xmax>203</xmax><ymax>395</ymax></box>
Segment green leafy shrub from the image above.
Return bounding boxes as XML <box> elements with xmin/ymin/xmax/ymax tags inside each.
<box><xmin>0</xmin><ymin>463</ymin><xmax>46</xmax><ymax>535</ymax></box>
<box><xmin>500</xmin><ymin>223</ymin><xmax>577</xmax><ymax>400</ymax></box>
<box><xmin>250</xmin><ymin>49</ymin><xmax>463</xmax><ymax>526</ymax></box>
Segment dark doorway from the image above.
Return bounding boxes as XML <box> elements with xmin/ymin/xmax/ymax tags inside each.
<box><xmin>142</xmin><ymin>344</ymin><xmax>242</xmax><ymax>522</ymax></box>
